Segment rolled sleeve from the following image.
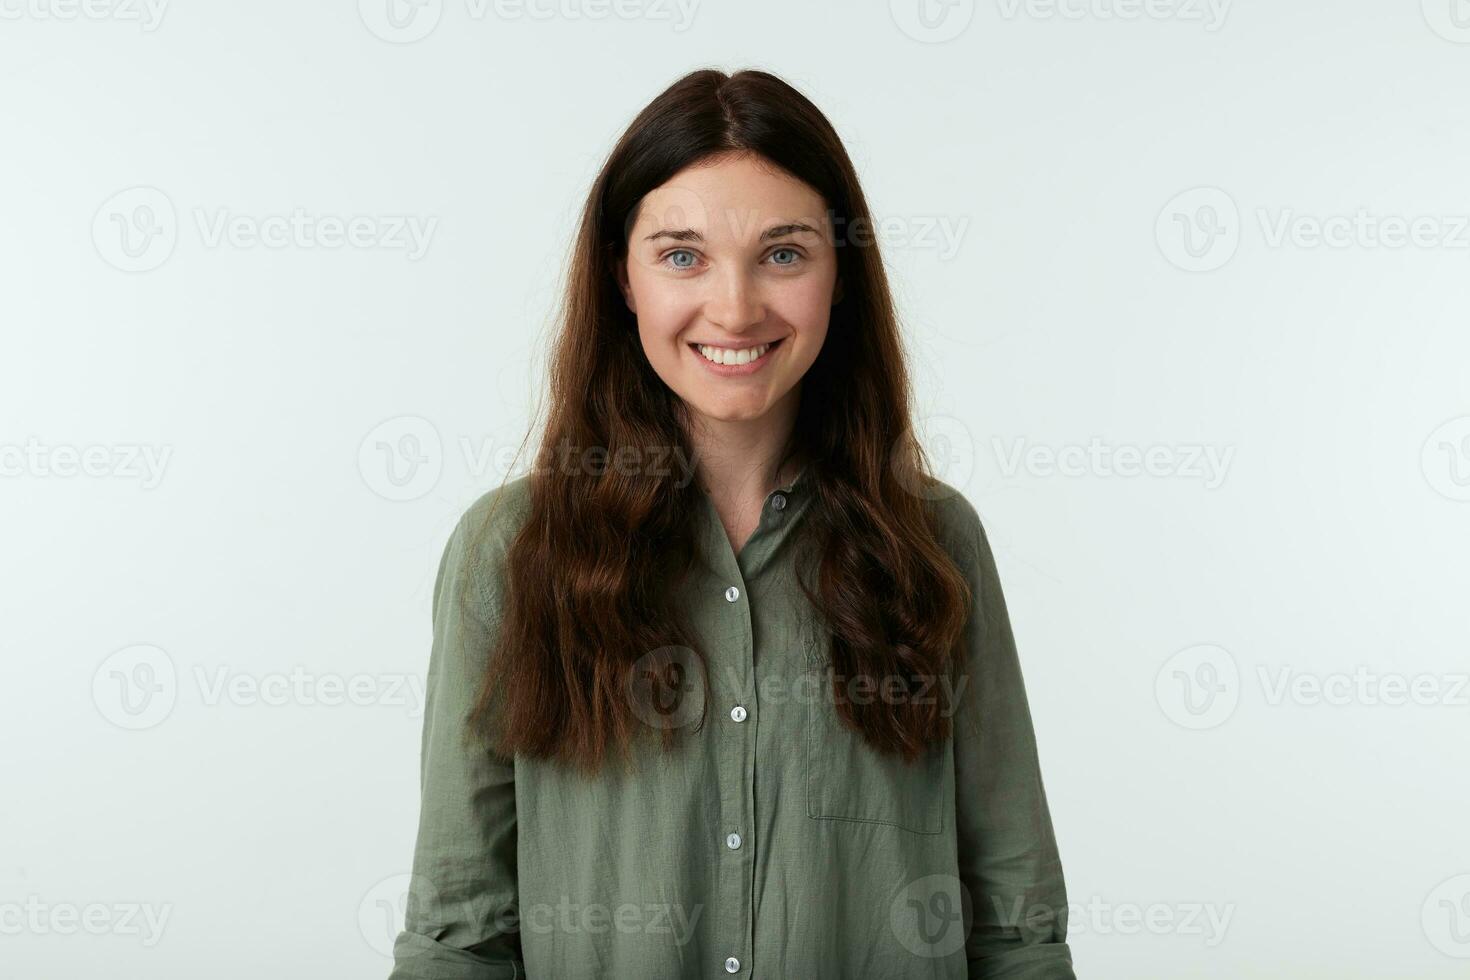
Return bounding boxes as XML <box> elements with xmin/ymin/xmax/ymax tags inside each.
<box><xmin>951</xmin><ymin>511</ymin><xmax>1075</xmax><ymax>980</ymax></box>
<box><xmin>389</xmin><ymin>510</ymin><xmax>522</xmax><ymax>980</ymax></box>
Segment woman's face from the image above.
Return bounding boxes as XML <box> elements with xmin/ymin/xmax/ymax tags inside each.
<box><xmin>617</xmin><ymin>152</ymin><xmax>841</xmax><ymax>428</ymax></box>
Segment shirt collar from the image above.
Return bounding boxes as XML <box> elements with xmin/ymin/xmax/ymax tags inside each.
<box><xmin>692</xmin><ymin>461</ymin><xmax>814</xmax><ymax>582</ymax></box>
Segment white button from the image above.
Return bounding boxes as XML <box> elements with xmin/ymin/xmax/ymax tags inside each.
<box><xmin>724</xmin><ymin>585</ymin><xmax>740</xmax><ymax>602</ymax></box>
<box><xmin>725</xmin><ymin>957</ymin><xmax>740</xmax><ymax>973</ymax></box>
<box><xmin>771</xmin><ymin>492</ymin><xmax>787</xmax><ymax>511</ymax></box>
<box><xmin>730</xmin><ymin>705</ymin><xmax>747</xmax><ymax>722</ymax></box>
<box><xmin>726</xmin><ymin>832</ymin><xmax>742</xmax><ymax>849</ymax></box>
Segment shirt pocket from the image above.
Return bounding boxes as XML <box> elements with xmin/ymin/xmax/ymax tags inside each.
<box><xmin>801</xmin><ymin>623</ymin><xmax>948</xmax><ymax>835</ymax></box>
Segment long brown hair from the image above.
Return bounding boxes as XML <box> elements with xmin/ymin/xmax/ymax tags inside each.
<box><xmin>467</xmin><ymin>67</ymin><xmax>972</xmax><ymax>776</ymax></box>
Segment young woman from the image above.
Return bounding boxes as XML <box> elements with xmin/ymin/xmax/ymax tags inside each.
<box><xmin>388</xmin><ymin>68</ymin><xmax>1074</xmax><ymax>980</ymax></box>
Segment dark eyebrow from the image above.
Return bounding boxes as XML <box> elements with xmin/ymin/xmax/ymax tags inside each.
<box><xmin>759</xmin><ymin>222</ymin><xmax>821</xmax><ymax>242</ymax></box>
<box><xmin>642</xmin><ymin>222</ymin><xmax>823</xmax><ymax>244</ymax></box>
<box><xmin>644</xmin><ymin>227</ymin><xmax>704</xmax><ymax>244</ymax></box>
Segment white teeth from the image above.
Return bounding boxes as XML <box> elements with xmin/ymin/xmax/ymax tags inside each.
<box><xmin>696</xmin><ymin>342</ymin><xmax>772</xmax><ymax>365</ymax></box>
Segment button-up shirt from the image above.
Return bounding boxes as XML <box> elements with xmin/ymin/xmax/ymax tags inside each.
<box><xmin>389</xmin><ymin>464</ymin><xmax>1075</xmax><ymax>979</ymax></box>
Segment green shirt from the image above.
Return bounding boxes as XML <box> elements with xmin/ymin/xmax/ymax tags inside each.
<box><xmin>389</xmin><ymin>465</ymin><xmax>1074</xmax><ymax>979</ymax></box>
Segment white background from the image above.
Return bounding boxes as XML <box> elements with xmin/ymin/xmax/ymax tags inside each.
<box><xmin>3</xmin><ymin>1</ymin><xmax>1469</xmax><ymax>977</ymax></box>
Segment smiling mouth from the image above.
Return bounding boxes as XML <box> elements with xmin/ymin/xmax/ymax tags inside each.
<box><xmin>689</xmin><ymin>338</ymin><xmax>784</xmax><ymax>366</ymax></box>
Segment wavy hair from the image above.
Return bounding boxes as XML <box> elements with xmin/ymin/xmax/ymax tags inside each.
<box><xmin>468</xmin><ymin>67</ymin><xmax>972</xmax><ymax>776</ymax></box>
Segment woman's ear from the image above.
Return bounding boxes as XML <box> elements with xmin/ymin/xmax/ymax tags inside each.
<box><xmin>615</xmin><ymin>257</ymin><xmax>637</xmax><ymax>314</ymax></box>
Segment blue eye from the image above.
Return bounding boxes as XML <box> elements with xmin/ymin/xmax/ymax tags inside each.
<box><xmin>769</xmin><ymin>248</ymin><xmax>802</xmax><ymax>266</ymax></box>
<box><xmin>663</xmin><ymin>249</ymin><xmax>698</xmax><ymax>270</ymax></box>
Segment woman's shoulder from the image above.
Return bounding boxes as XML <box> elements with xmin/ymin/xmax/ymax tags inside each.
<box><xmin>920</xmin><ymin>477</ymin><xmax>988</xmax><ymax>568</ymax></box>
<box><xmin>459</xmin><ymin>471</ymin><xmax>536</xmax><ymax>539</ymax></box>
<box><xmin>444</xmin><ymin>473</ymin><xmax>537</xmax><ymax>597</ymax></box>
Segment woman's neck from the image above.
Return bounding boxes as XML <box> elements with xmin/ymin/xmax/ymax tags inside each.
<box><xmin>686</xmin><ymin>406</ymin><xmax>802</xmax><ymax>502</ymax></box>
